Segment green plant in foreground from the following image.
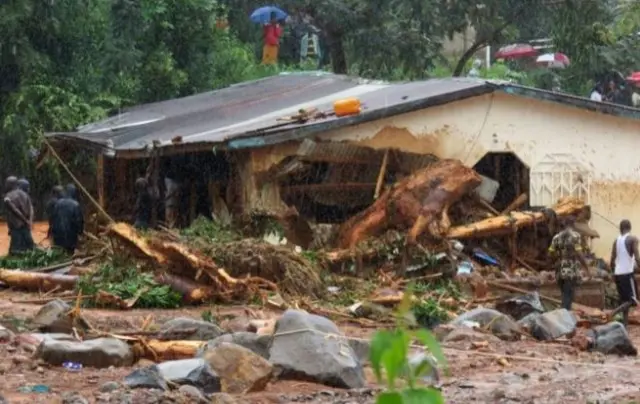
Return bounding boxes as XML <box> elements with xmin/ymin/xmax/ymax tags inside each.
<box><xmin>0</xmin><ymin>247</ymin><xmax>69</xmax><ymax>269</ymax></box>
<box><xmin>370</xmin><ymin>286</ymin><xmax>446</xmax><ymax>404</ymax></box>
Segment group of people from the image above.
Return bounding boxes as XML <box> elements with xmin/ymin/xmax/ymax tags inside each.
<box><xmin>3</xmin><ymin>176</ymin><xmax>83</xmax><ymax>256</ymax></box>
<box><xmin>549</xmin><ymin>216</ymin><xmax>638</xmax><ymax>327</ymax></box>
<box><xmin>589</xmin><ymin>80</ymin><xmax>634</xmax><ymax>105</ymax></box>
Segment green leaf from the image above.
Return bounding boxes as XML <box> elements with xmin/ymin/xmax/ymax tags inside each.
<box><xmin>381</xmin><ymin>331</ymin><xmax>410</xmax><ymax>389</ymax></box>
<box><xmin>370</xmin><ymin>330</ymin><xmax>394</xmax><ymax>382</ymax></box>
<box><xmin>401</xmin><ymin>388</ymin><xmax>444</xmax><ymax>404</ymax></box>
<box><xmin>414</xmin><ymin>329</ymin><xmax>447</xmax><ymax>371</ymax></box>
<box><xmin>375</xmin><ymin>391</ymin><xmax>403</xmax><ymax>404</ymax></box>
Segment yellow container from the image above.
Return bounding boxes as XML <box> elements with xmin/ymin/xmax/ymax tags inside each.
<box><xmin>333</xmin><ymin>97</ymin><xmax>361</xmax><ymax>117</ymax></box>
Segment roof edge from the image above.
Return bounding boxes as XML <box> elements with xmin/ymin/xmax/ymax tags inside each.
<box><xmin>226</xmin><ymin>82</ymin><xmax>494</xmax><ymax>149</ymax></box>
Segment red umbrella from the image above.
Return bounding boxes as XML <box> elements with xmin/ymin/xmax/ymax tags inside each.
<box><xmin>626</xmin><ymin>72</ymin><xmax>640</xmax><ymax>83</ymax></box>
<box><xmin>495</xmin><ymin>44</ymin><xmax>538</xmax><ymax>59</ymax></box>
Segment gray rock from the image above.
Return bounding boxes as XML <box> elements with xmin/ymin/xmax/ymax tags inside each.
<box><xmin>407</xmin><ymin>352</ymin><xmax>440</xmax><ymax>386</ymax></box>
<box><xmin>158</xmin><ymin>317</ymin><xmax>223</xmax><ymax>341</ymax></box>
<box><xmin>531</xmin><ymin>309</ymin><xmax>577</xmax><ymax>341</ymax></box>
<box><xmin>442</xmin><ymin>326</ymin><xmax>501</xmax><ymax>343</ymax></box>
<box><xmin>451</xmin><ymin>308</ymin><xmax>521</xmax><ymax>341</ymax></box>
<box><xmin>61</xmin><ymin>392</ymin><xmax>90</xmax><ymax>404</ymax></box>
<box><xmin>517</xmin><ymin>312</ymin><xmax>542</xmax><ymax>330</ymax></box>
<box><xmin>31</xmin><ymin>299</ymin><xmax>74</xmax><ymax>333</ymax></box>
<box><xmin>99</xmin><ymin>381</ymin><xmax>121</xmax><ymax>393</ymax></box>
<box><xmin>157</xmin><ymin>358</ymin><xmax>221</xmax><ymax>394</ymax></box>
<box><xmin>178</xmin><ymin>385</ymin><xmax>208</xmax><ymax>403</ymax></box>
<box><xmin>0</xmin><ymin>325</ymin><xmax>14</xmax><ymax>343</ymax></box>
<box><xmin>124</xmin><ymin>366</ymin><xmax>168</xmax><ymax>390</ymax></box>
<box><xmin>125</xmin><ymin>358</ymin><xmax>221</xmax><ymax>393</ymax></box>
<box><xmin>268</xmin><ymin>309</ymin><xmax>365</xmax><ymax>389</ymax></box>
<box><xmin>197</xmin><ymin>332</ymin><xmax>272</xmax><ymax>359</ymax></box>
<box><xmin>590</xmin><ymin>322</ymin><xmax>637</xmax><ymax>356</ymax></box>
<box><xmin>348</xmin><ymin>339</ymin><xmax>370</xmax><ymax>365</ymax></box>
<box><xmin>495</xmin><ymin>293</ymin><xmax>544</xmax><ymax>320</ymax></box>
<box><xmin>36</xmin><ymin>337</ymin><xmax>134</xmax><ymax>368</ymax></box>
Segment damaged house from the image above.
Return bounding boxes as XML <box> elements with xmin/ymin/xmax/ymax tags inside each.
<box><xmin>47</xmin><ymin>71</ymin><xmax>640</xmax><ymax>259</ymax></box>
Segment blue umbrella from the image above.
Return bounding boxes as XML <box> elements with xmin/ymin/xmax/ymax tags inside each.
<box><xmin>250</xmin><ymin>6</ymin><xmax>287</xmax><ymax>24</ymax></box>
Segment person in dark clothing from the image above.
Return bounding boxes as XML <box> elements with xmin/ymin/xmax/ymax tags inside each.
<box><xmin>46</xmin><ymin>185</ymin><xmax>65</xmax><ymax>238</ymax></box>
<box><xmin>609</xmin><ymin>219</ymin><xmax>640</xmax><ymax>327</ymax></box>
<box><xmin>17</xmin><ymin>178</ymin><xmax>34</xmax><ymax>226</ymax></box>
<box><xmin>133</xmin><ymin>177</ymin><xmax>153</xmax><ymax>229</ymax></box>
<box><xmin>3</xmin><ymin>176</ymin><xmax>35</xmax><ymax>255</ymax></box>
<box><xmin>51</xmin><ymin>191</ymin><xmax>84</xmax><ymax>254</ymax></box>
<box><xmin>548</xmin><ymin>216</ymin><xmax>589</xmax><ymax>310</ymax></box>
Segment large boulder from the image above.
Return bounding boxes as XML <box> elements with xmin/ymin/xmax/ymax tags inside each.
<box><xmin>450</xmin><ymin>308</ymin><xmax>521</xmax><ymax>341</ymax></box>
<box><xmin>202</xmin><ymin>342</ymin><xmax>273</xmax><ymax>394</ymax></box>
<box><xmin>36</xmin><ymin>338</ymin><xmax>134</xmax><ymax>368</ymax></box>
<box><xmin>590</xmin><ymin>322</ymin><xmax>637</xmax><ymax>356</ymax></box>
<box><xmin>196</xmin><ymin>332</ymin><xmax>271</xmax><ymax>359</ymax></box>
<box><xmin>158</xmin><ymin>317</ymin><xmax>224</xmax><ymax>341</ymax></box>
<box><xmin>125</xmin><ymin>358</ymin><xmax>221</xmax><ymax>393</ymax></box>
<box><xmin>495</xmin><ymin>293</ymin><xmax>544</xmax><ymax>320</ymax></box>
<box><xmin>268</xmin><ymin>310</ymin><xmax>365</xmax><ymax>389</ymax></box>
<box><xmin>531</xmin><ymin>309</ymin><xmax>577</xmax><ymax>341</ymax></box>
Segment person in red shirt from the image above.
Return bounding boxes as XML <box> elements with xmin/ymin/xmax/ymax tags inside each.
<box><xmin>262</xmin><ymin>12</ymin><xmax>282</xmax><ymax>65</ymax></box>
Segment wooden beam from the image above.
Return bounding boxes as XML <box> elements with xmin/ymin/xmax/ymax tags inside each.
<box><xmin>374</xmin><ymin>149</ymin><xmax>390</xmax><ymax>200</ymax></box>
<box><xmin>97</xmin><ymin>154</ymin><xmax>105</xmax><ymax>209</ymax></box>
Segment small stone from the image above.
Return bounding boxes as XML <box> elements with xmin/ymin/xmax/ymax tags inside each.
<box><xmin>0</xmin><ymin>325</ymin><xmax>15</xmax><ymax>343</ymax></box>
<box><xmin>492</xmin><ymin>389</ymin><xmax>506</xmax><ymax>400</ymax></box>
<box><xmin>124</xmin><ymin>366</ymin><xmax>168</xmax><ymax>390</ymax></box>
<box><xmin>5</xmin><ymin>346</ymin><xmax>16</xmax><ymax>353</ymax></box>
<box><xmin>37</xmin><ymin>366</ymin><xmax>45</xmax><ymax>374</ymax></box>
<box><xmin>156</xmin><ymin>358</ymin><xmax>221</xmax><ymax>394</ymax></box>
<box><xmin>61</xmin><ymin>392</ymin><xmax>90</xmax><ymax>404</ymax></box>
<box><xmin>203</xmin><ymin>342</ymin><xmax>273</xmax><ymax>394</ymax></box>
<box><xmin>12</xmin><ymin>355</ymin><xmax>31</xmax><ymax>365</ymax></box>
<box><xmin>210</xmin><ymin>393</ymin><xmax>238</xmax><ymax>404</ymax></box>
<box><xmin>99</xmin><ymin>381</ymin><xmax>120</xmax><ymax>393</ymax></box>
<box><xmin>32</xmin><ymin>300</ymin><xmax>76</xmax><ymax>333</ymax></box>
<box><xmin>178</xmin><ymin>385</ymin><xmax>207</xmax><ymax>403</ymax></box>
<box><xmin>158</xmin><ymin>317</ymin><xmax>224</xmax><ymax>341</ymax></box>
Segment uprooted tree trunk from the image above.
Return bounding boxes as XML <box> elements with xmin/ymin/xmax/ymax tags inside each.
<box><xmin>446</xmin><ymin>197</ymin><xmax>587</xmax><ymax>239</ymax></box>
<box><xmin>134</xmin><ymin>339</ymin><xmax>204</xmax><ymax>362</ymax></box>
<box><xmin>0</xmin><ymin>269</ymin><xmax>78</xmax><ymax>292</ymax></box>
<box><xmin>336</xmin><ymin>159</ymin><xmax>482</xmax><ymax>249</ymax></box>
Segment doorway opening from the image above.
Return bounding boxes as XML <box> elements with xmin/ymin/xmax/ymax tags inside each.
<box><xmin>472</xmin><ymin>152</ymin><xmax>530</xmax><ymax>211</ymax></box>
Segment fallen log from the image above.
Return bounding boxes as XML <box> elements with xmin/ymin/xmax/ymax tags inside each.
<box><xmin>134</xmin><ymin>339</ymin><xmax>204</xmax><ymax>362</ymax></box>
<box><xmin>336</xmin><ymin>159</ymin><xmax>482</xmax><ymax>249</ymax></box>
<box><xmin>447</xmin><ymin>197</ymin><xmax>586</xmax><ymax>240</ymax></box>
<box><xmin>155</xmin><ymin>272</ymin><xmax>215</xmax><ymax>303</ymax></box>
<box><xmin>0</xmin><ymin>269</ymin><xmax>78</xmax><ymax>292</ymax></box>
<box><xmin>109</xmin><ymin>222</ymin><xmax>167</xmax><ymax>264</ymax></box>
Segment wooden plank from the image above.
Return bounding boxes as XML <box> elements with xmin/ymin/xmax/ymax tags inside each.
<box><xmin>374</xmin><ymin>149</ymin><xmax>389</xmax><ymax>200</ymax></box>
<box><xmin>97</xmin><ymin>154</ymin><xmax>105</xmax><ymax>208</ymax></box>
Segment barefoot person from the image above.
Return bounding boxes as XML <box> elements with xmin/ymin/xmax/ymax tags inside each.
<box><xmin>609</xmin><ymin>219</ymin><xmax>640</xmax><ymax>327</ymax></box>
<box><xmin>548</xmin><ymin>216</ymin><xmax>589</xmax><ymax>310</ymax></box>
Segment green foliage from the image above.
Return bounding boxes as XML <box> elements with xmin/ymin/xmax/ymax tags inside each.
<box><xmin>370</xmin><ymin>287</ymin><xmax>446</xmax><ymax>404</ymax></box>
<box><xmin>0</xmin><ymin>247</ymin><xmax>69</xmax><ymax>269</ymax></box>
<box><xmin>181</xmin><ymin>216</ymin><xmax>240</xmax><ymax>243</ymax></box>
<box><xmin>78</xmin><ymin>260</ymin><xmax>182</xmax><ymax>309</ymax></box>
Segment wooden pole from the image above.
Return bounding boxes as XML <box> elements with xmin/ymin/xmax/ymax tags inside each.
<box><xmin>96</xmin><ymin>154</ymin><xmax>105</xmax><ymax>209</ymax></box>
<box><xmin>501</xmin><ymin>193</ymin><xmax>528</xmax><ymax>215</ymax></box>
<box><xmin>44</xmin><ymin>139</ymin><xmax>114</xmax><ymax>223</ymax></box>
<box><xmin>373</xmin><ymin>149</ymin><xmax>390</xmax><ymax>200</ymax></box>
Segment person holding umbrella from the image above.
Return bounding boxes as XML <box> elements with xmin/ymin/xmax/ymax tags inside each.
<box><xmin>262</xmin><ymin>11</ymin><xmax>283</xmax><ymax>65</ymax></box>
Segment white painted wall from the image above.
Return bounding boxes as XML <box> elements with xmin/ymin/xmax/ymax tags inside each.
<box><xmin>316</xmin><ymin>92</ymin><xmax>640</xmax><ymax>257</ymax></box>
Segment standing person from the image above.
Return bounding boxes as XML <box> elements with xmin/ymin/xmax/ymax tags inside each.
<box><xmin>262</xmin><ymin>12</ymin><xmax>282</xmax><ymax>65</ymax></box>
<box><xmin>609</xmin><ymin>219</ymin><xmax>640</xmax><ymax>327</ymax></box>
<box><xmin>164</xmin><ymin>176</ymin><xmax>181</xmax><ymax>228</ymax></box>
<box><xmin>45</xmin><ymin>185</ymin><xmax>65</xmax><ymax>238</ymax></box>
<box><xmin>3</xmin><ymin>176</ymin><xmax>35</xmax><ymax>255</ymax></box>
<box><xmin>133</xmin><ymin>178</ymin><xmax>153</xmax><ymax>230</ymax></box>
<box><xmin>51</xmin><ymin>190</ymin><xmax>84</xmax><ymax>254</ymax></box>
<box><xmin>548</xmin><ymin>216</ymin><xmax>589</xmax><ymax>310</ymax></box>
<box><xmin>17</xmin><ymin>178</ymin><xmax>34</xmax><ymax>230</ymax></box>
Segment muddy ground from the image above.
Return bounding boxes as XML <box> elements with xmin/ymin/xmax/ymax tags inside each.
<box><xmin>0</xmin><ymin>294</ymin><xmax>639</xmax><ymax>404</ymax></box>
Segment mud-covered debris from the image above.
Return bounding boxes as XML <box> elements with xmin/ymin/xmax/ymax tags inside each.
<box><xmin>451</xmin><ymin>308</ymin><xmax>521</xmax><ymax>341</ymax></box>
<box><xmin>495</xmin><ymin>292</ymin><xmax>545</xmax><ymax>321</ymax></box>
<box><xmin>531</xmin><ymin>309</ymin><xmax>577</xmax><ymax>341</ymax></box>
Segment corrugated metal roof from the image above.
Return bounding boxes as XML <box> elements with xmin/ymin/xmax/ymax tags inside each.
<box><xmin>47</xmin><ymin>72</ymin><xmax>491</xmax><ymax>154</ymax></box>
